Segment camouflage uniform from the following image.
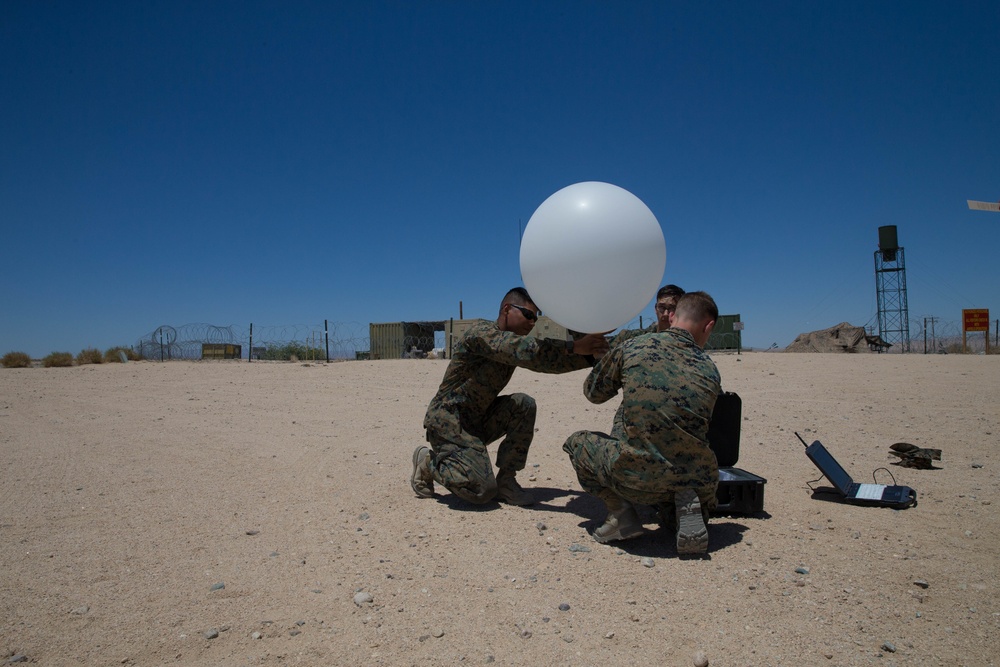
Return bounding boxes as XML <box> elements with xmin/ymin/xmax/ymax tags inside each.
<box><xmin>607</xmin><ymin>323</ymin><xmax>657</xmax><ymax>439</ymax></box>
<box><xmin>607</xmin><ymin>322</ymin><xmax>657</xmax><ymax>348</ymax></box>
<box><xmin>424</xmin><ymin>319</ymin><xmax>592</xmax><ymax>503</ymax></box>
<box><xmin>563</xmin><ymin>328</ymin><xmax>722</xmax><ymax>517</ymax></box>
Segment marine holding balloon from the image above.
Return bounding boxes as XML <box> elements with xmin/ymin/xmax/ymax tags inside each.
<box><xmin>563</xmin><ymin>291</ymin><xmax>721</xmax><ymax>555</ymax></box>
<box><xmin>410</xmin><ymin>287</ymin><xmax>609</xmax><ymax>506</ymax></box>
<box><xmin>411</xmin><ymin>182</ymin><xmax>722</xmax><ymax>555</ymax></box>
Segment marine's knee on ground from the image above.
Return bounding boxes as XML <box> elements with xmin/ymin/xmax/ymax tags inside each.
<box><xmin>449</xmin><ymin>477</ymin><xmax>499</xmax><ymax>504</ymax></box>
<box><xmin>509</xmin><ymin>392</ymin><xmax>536</xmax><ymax>419</ymax></box>
<box><xmin>562</xmin><ymin>430</ymin><xmax>616</xmax><ymax>493</ymax></box>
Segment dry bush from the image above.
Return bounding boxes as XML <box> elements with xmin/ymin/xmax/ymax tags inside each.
<box><xmin>76</xmin><ymin>348</ymin><xmax>104</xmax><ymax>365</ymax></box>
<box><xmin>104</xmin><ymin>346</ymin><xmax>142</xmax><ymax>363</ymax></box>
<box><xmin>43</xmin><ymin>352</ymin><xmax>74</xmax><ymax>368</ymax></box>
<box><xmin>1</xmin><ymin>351</ymin><xmax>32</xmax><ymax>368</ymax></box>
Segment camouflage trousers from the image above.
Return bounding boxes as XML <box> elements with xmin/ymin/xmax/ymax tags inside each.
<box><xmin>562</xmin><ymin>430</ymin><xmax>717</xmax><ymax>525</ymax></box>
<box><xmin>426</xmin><ymin>393</ymin><xmax>536</xmax><ymax>504</ymax></box>
<box><xmin>611</xmin><ymin>404</ymin><xmax>626</xmax><ymax>440</ymax></box>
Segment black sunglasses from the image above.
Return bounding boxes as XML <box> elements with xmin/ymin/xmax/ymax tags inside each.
<box><xmin>509</xmin><ymin>304</ymin><xmax>539</xmax><ymax>321</ymax></box>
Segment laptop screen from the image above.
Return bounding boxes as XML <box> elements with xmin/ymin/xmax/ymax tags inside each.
<box><xmin>805</xmin><ymin>442</ymin><xmax>854</xmax><ymax>494</ymax></box>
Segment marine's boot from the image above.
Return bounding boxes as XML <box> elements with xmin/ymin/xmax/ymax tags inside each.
<box><xmin>675</xmin><ymin>488</ymin><xmax>709</xmax><ymax>555</ymax></box>
<box><xmin>496</xmin><ymin>470</ymin><xmax>533</xmax><ymax>506</ymax></box>
<box><xmin>410</xmin><ymin>446</ymin><xmax>435</xmax><ymax>498</ymax></box>
<box><xmin>593</xmin><ymin>491</ymin><xmax>644</xmax><ymax>543</ymax></box>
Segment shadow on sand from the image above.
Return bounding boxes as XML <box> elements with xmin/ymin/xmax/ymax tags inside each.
<box><xmin>431</xmin><ymin>485</ymin><xmax>770</xmax><ymax>558</ymax></box>
<box><xmin>555</xmin><ymin>491</ymin><xmax>768</xmax><ymax>559</ymax></box>
<box><xmin>432</xmin><ymin>485</ymin><xmax>586</xmax><ymax>512</ymax></box>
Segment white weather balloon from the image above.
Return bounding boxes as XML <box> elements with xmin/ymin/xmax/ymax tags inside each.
<box><xmin>519</xmin><ymin>181</ymin><xmax>666</xmax><ymax>333</ymax></box>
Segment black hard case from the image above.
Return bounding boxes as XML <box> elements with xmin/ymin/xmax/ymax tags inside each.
<box><xmin>707</xmin><ymin>392</ymin><xmax>767</xmax><ymax>514</ymax></box>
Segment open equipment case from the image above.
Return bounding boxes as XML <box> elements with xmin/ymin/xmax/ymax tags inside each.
<box><xmin>707</xmin><ymin>392</ymin><xmax>766</xmax><ymax>514</ymax></box>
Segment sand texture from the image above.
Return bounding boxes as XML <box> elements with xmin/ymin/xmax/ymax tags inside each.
<box><xmin>1</xmin><ymin>353</ymin><xmax>998</xmax><ymax>666</ymax></box>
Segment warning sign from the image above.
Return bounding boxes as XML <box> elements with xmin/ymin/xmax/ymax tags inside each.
<box><xmin>963</xmin><ymin>309</ymin><xmax>990</xmax><ymax>332</ymax></box>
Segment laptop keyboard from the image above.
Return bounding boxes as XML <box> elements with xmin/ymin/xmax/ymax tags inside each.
<box><xmin>855</xmin><ymin>484</ymin><xmax>886</xmax><ymax>500</ymax></box>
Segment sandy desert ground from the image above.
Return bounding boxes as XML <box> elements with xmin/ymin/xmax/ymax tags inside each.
<box><xmin>1</xmin><ymin>352</ymin><xmax>998</xmax><ymax>666</ymax></box>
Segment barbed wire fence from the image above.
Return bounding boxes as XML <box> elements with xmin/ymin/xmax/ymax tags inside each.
<box><xmin>910</xmin><ymin>317</ymin><xmax>996</xmax><ymax>354</ymax></box>
<box><xmin>135</xmin><ymin>322</ymin><xmax>371</xmax><ymax>361</ymax></box>
<box><xmin>132</xmin><ymin>317</ymin><xmax>997</xmax><ymax>361</ymax></box>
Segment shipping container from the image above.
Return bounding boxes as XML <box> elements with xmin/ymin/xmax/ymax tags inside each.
<box><xmin>201</xmin><ymin>343</ymin><xmax>242</xmax><ymax>360</ymax></box>
<box><xmin>706</xmin><ymin>314</ymin><xmax>742</xmax><ymax>351</ymax></box>
<box><xmin>369</xmin><ymin>321</ymin><xmax>442</xmax><ymax>360</ymax></box>
<box><xmin>530</xmin><ymin>315</ymin><xmax>570</xmax><ymax>341</ymax></box>
<box><xmin>442</xmin><ymin>319</ymin><xmax>484</xmax><ymax>359</ymax></box>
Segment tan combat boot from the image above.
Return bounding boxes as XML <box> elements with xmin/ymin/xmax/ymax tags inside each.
<box><xmin>410</xmin><ymin>446</ymin><xmax>435</xmax><ymax>498</ymax></box>
<box><xmin>496</xmin><ymin>470</ymin><xmax>533</xmax><ymax>506</ymax></box>
<box><xmin>675</xmin><ymin>488</ymin><xmax>709</xmax><ymax>555</ymax></box>
<box><xmin>593</xmin><ymin>491</ymin><xmax>645</xmax><ymax>543</ymax></box>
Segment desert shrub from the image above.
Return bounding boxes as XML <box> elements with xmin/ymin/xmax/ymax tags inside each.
<box><xmin>76</xmin><ymin>348</ymin><xmax>104</xmax><ymax>365</ymax></box>
<box><xmin>43</xmin><ymin>352</ymin><xmax>74</xmax><ymax>368</ymax></box>
<box><xmin>1</xmin><ymin>351</ymin><xmax>32</xmax><ymax>368</ymax></box>
<box><xmin>104</xmin><ymin>346</ymin><xmax>142</xmax><ymax>363</ymax></box>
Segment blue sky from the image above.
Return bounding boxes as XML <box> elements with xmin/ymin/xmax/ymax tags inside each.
<box><xmin>2</xmin><ymin>1</ymin><xmax>998</xmax><ymax>357</ymax></box>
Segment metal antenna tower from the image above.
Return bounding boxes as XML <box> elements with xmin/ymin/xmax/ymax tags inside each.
<box><xmin>874</xmin><ymin>225</ymin><xmax>910</xmax><ymax>352</ymax></box>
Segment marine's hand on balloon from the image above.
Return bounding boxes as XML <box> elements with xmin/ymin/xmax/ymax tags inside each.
<box><xmin>572</xmin><ymin>333</ymin><xmax>610</xmax><ymax>356</ymax></box>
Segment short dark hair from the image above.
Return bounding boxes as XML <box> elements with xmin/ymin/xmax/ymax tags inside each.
<box><xmin>675</xmin><ymin>291</ymin><xmax>718</xmax><ymax>323</ymax></box>
<box><xmin>657</xmin><ymin>284</ymin><xmax>685</xmax><ymax>300</ymax></box>
<box><xmin>501</xmin><ymin>287</ymin><xmax>533</xmax><ymax>307</ymax></box>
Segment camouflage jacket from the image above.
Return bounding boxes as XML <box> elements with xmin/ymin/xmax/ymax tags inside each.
<box><xmin>424</xmin><ymin>319</ymin><xmax>592</xmax><ymax>441</ymax></box>
<box><xmin>607</xmin><ymin>322</ymin><xmax>657</xmax><ymax>436</ymax></box>
<box><xmin>608</xmin><ymin>322</ymin><xmax>657</xmax><ymax>349</ymax></box>
<box><xmin>583</xmin><ymin>328</ymin><xmax>722</xmax><ymax>491</ymax></box>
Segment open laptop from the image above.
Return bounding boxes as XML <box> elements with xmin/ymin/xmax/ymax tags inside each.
<box><xmin>796</xmin><ymin>432</ymin><xmax>916</xmax><ymax>509</ymax></box>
